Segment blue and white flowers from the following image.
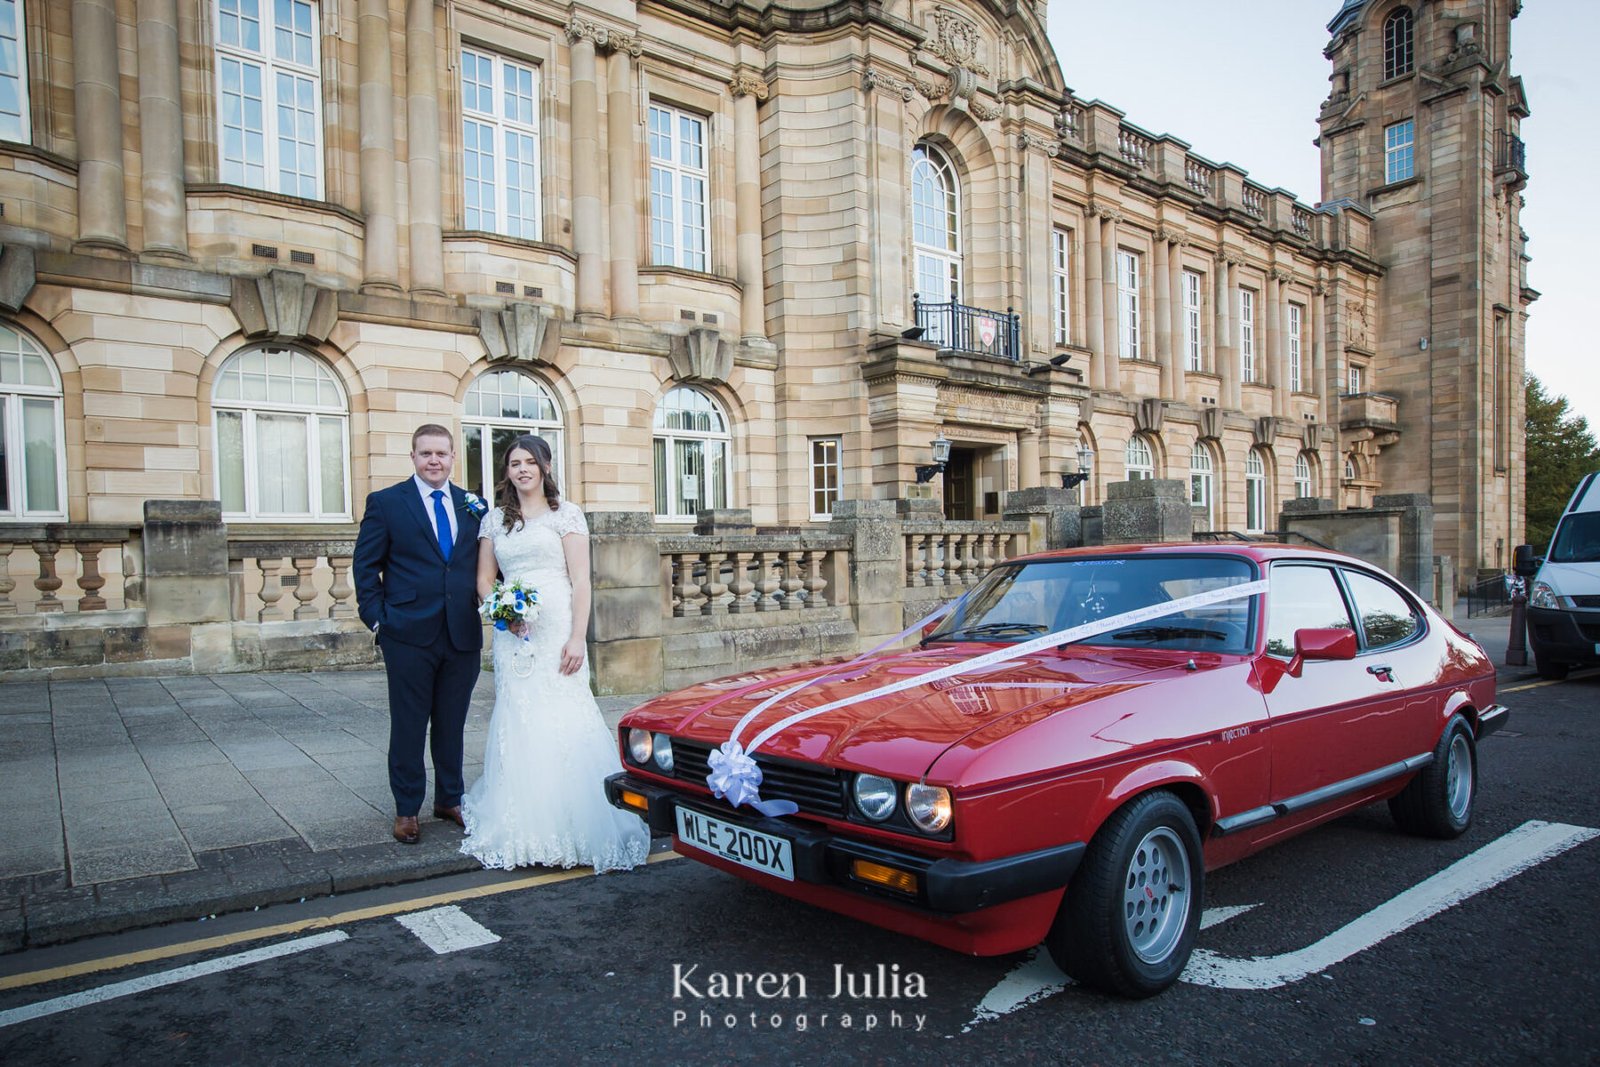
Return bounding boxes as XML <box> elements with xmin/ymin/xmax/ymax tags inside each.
<box><xmin>479</xmin><ymin>578</ymin><xmax>539</xmax><ymax>632</ymax></box>
<box><xmin>461</xmin><ymin>492</ymin><xmax>489</xmax><ymax>518</ymax></box>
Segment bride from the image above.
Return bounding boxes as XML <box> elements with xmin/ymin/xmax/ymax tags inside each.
<box><xmin>460</xmin><ymin>434</ymin><xmax>650</xmax><ymax>873</ymax></box>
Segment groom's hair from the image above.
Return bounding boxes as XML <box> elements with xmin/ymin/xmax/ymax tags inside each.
<box><xmin>411</xmin><ymin>423</ymin><xmax>454</xmax><ymax>449</ymax></box>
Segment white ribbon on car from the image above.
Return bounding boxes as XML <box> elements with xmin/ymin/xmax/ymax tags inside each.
<box><xmin>705</xmin><ymin>578</ymin><xmax>1270</xmax><ymax>817</ymax></box>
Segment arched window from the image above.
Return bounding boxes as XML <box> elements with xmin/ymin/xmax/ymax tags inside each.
<box><xmin>1294</xmin><ymin>452</ymin><xmax>1315</xmax><ymax>499</ymax></box>
<box><xmin>1125</xmin><ymin>436</ymin><xmax>1154</xmax><ymax>480</ymax></box>
<box><xmin>1344</xmin><ymin>454</ymin><xmax>1358</xmax><ymax>481</ymax></box>
<box><xmin>213</xmin><ymin>348</ymin><xmax>348</xmax><ymax>520</ymax></box>
<box><xmin>653</xmin><ymin>386</ymin><xmax>730</xmax><ymax>521</ymax></box>
<box><xmin>214</xmin><ymin>0</ymin><xmax>324</xmax><ymax>198</ymax></box>
<box><xmin>462</xmin><ymin>370</ymin><xmax>564</xmax><ymax>500</ymax></box>
<box><xmin>0</xmin><ymin>324</ymin><xmax>66</xmax><ymax>518</ymax></box>
<box><xmin>1189</xmin><ymin>446</ymin><xmax>1214</xmax><ymax>523</ymax></box>
<box><xmin>1383</xmin><ymin>7</ymin><xmax>1414</xmax><ymax>80</ymax></box>
<box><xmin>1245</xmin><ymin>449</ymin><xmax>1270</xmax><ymax>535</ymax></box>
<box><xmin>911</xmin><ymin>143</ymin><xmax>962</xmax><ymax>343</ymax></box>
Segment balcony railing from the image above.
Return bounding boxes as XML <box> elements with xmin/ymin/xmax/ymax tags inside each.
<box><xmin>912</xmin><ymin>295</ymin><xmax>1021</xmax><ymax>362</ymax></box>
<box><xmin>1497</xmin><ymin>131</ymin><xmax>1527</xmax><ymax>178</ymax></box>
<box><xmin>1339</xmin><ymin>390</ymin><xmax>1401</xmax><ymax>430</ymax></box>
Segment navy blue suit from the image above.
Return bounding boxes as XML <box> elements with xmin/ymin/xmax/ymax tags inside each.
<box><xmin>352</xmin><ymin>478</ymin><xmax>483</xmax><ymax>816</ymax></box>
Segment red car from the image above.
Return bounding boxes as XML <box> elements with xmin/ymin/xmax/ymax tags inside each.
<box><xmin>606</xmin><ymin>544</ymin><xmax>1506</xmax><ymax>997</ymax></box>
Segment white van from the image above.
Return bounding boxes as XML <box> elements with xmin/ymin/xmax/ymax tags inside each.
<box><xmin>1521</xmin><ymin>471</ymin><xmax>1600</xmax><ymax>679</ymax></box>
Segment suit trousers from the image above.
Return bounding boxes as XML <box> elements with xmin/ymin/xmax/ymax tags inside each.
<box><xmin>381</xmin><ymin>634</ymin><xmax>481</xmax><ymax>816</ymax></box>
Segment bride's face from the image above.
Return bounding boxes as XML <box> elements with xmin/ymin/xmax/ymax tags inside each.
<box><xmin>504</xmin><ymin>448</ymin><xmax>544</xmax><ymax>495</ymax></box>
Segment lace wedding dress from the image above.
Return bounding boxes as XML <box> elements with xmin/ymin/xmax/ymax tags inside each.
<box><xmin>460</xmin><ymin>502</ymin><xmax>650</xmax><ymax>873</ymax></box>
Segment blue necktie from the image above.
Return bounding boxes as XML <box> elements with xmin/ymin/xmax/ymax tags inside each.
<box><xmin>431</xmin><ymin>489</ymin><xmax>453</xmax><ymax>559</ymax></box>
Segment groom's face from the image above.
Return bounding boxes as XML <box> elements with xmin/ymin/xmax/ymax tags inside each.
<box><xmin>411</xmin><ymin>434</ymin><xmax>455</xmax><ymax>490</ymax></box>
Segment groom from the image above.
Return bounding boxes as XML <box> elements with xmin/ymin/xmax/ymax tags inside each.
<box><xmin>353</xmin><ymin>424</ymin><xmax>484</xmax><ymax>844</ymax></box>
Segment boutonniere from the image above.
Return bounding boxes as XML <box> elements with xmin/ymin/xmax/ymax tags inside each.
<box><xmin>460</xmin><ymin>492</ymin><xmax>489</xmax><ymax>519</ymax></box>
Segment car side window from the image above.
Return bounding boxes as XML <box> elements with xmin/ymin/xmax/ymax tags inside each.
<box><xmin>1341</xmin><ymin>569</ymin><xmax>1422</xmax><ymax>649</ymax></box>
<box><xmin>1265</xmin><ymin>564</ymin><xmax>1355</xmax><ymax>658</ymax></box>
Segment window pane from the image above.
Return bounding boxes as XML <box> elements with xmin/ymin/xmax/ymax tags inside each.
<box><xmin>653</xmin><ymin>437</ymin><xmax>668</xmax><ymax>515</ymax></box>
<box><xmin>217</xmin><ymin>410</ymin><xmax>246</xmax><ymax>513</ymax></box>
<box><xmin>0</xmin><ymin>401</ymin><xmax>9</xmax><ymax>510</ymax></box>
<box><xmin>256</xmin><ymin>413</ymin><xmax>309</xmax><ymax>512</ymax></box>
<box><xmin>463</xmin><ymin>425</ymin><xmax>484</xmax><ymax>500</ymax></box>
<box><xmin>20</xmin><ymin>398</ymin><xmax>59</xmax><ymax>512</ymax></box>
<box><xmin>1344</xmin><ymin>570</ymin><xmax>1421</xmax><ymax>649</ymax></box>
<box><xmin>318</xmin><ymin>416</ymin><xmax>345</xmax><ymax>514</ymax></box>
<box><xmin>707</xmin><ymin>440</ymin><xmax>726</xmax><ymax>508</ymax></box>
<box><xmin>1265</xmin><ymin>565</ymin><xmax>1354</xmax><ymax>657</ymax></box>
<box><xmin>490</xmin><ymin>426</ymin><xmax>521</xmax><ymax>488</ymax></box>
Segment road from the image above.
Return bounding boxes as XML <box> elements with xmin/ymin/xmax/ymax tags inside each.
<box><xmin>3</xmin><ymin>671</ymin><xmax>1597</xmax><ymax>1066</ymax></box>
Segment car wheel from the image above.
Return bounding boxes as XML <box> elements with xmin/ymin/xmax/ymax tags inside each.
<box><xmin>1535</xmin><ymin>657</ymin><xmax>1569</xmax><ymax>681</ymax></box>
<box><xmin>1046</xmin><ymin>790</ymin><xmax>1203</xmax><ymax>998</ymax></box>
<box><xmin>1389</xmin><ymin>714</ymin><xmax>1475</xmax><ymax>839</ymax></box>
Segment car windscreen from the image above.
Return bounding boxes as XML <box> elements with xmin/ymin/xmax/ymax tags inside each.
<box><xmin>925</xmin><ymin>555</ymin><xmax>1257</xmax><ymax>654</ymax></box>
<box><xmin>1547</xmin><ymin>510</ymin><xmax>1600</xmax><ymax>564</ymax></box>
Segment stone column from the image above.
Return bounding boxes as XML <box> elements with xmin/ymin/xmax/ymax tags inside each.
<box><xmin>405</xmin><ymin>0</ymin><xmax>444</xmax><ymax>296</ymax></box>
<box><xmin>607</xmin><ymin>39</ymin><xmax>643</xmax><ymax>320</ymax></box>
<box><xmin>1168</xmin><ymin>237</ymin><xmax>1187</xmax><ymax>398</ymax></box>
<box><xmin>358</xmin><ymin>0</ymin><xmax>400</xmax><ymax>292</ymax></box>
<box><xmin>1084</xmin><ymin>210</ymin><xmax>1106</xmax><ymax>390</ymax></box>
<box><xmin>1101</xmin><ymin>212</ymin><xmax>1121</xmax><ymax>385</ymax></box>
<box><xmin>586</xmin><ymin>511</ymin><xmax>665</xmax><ymax>694</ymax></box>
<box><xmin>1018</xmin><ymin>428</ymin><xmax>1040</xmax><ymax>490</ymax></box>
<box><xmin>1217</xmin><ymin>255</ymin><xmax>1240</xmax><ymax>409</ymax></box>
<box><xmin>72</xmin><ymin>0</ymin><xmax>128</xmax><ymax>250</ymax></box>
<box><xmin>1265</xmin><ymin>269</ymin><xmax>1282</xmax><ymax>412</ymax></box>
<box><xmin>136</xmin><ymin>0</ymin><xmax>187</xmax><ymax>258</ymax></box>
<box><xmin>567</xmin><ymin>22</ymin><xmax>605</xmax><ymax>317</ymax></box>
<box><xmin>1271</xmin><ymin>269</ymin><xmax>1291</xmax><ymax>417</ymax></box>
<box><xmin>731</xmin><ymin>70</ymin><xmax>768</xmax><ymax>340</ymax></box>
<box><xmin>1313</xmin><ymin>277</ymin><xmax>1330</xmax><ymax>415</ymax></box>
<box><xmin>1153</xmin><ymin>234</ymin><xmax>1173</xmax><ymax>396</ymax></box>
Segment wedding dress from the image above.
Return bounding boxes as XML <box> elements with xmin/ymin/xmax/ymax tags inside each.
<box><xmin>460</xmin><ymin>502</ymin><xmax>650</xmax><ymax>873</ymax></box>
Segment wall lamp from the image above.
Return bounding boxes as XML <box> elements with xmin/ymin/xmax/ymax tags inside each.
<box><xmin>1059</xmin><ymin>445</ymin><xmax>1095</xmax><ymax>490</ymax></box>
<box><xmin>914</xmin><ymin>432</ymin><xmax>952</xmax><ymax>484</ymax></box>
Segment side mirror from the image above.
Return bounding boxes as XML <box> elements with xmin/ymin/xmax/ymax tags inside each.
<box><xmin>1512</xmin><ymin>544</ymin><xmax>1541</xmax><ymax>578</ymax></box>
<box><xmin>1286</xmin><ymin>627</ymin><xmax>1358</xmax><ymax>677</ymax></box>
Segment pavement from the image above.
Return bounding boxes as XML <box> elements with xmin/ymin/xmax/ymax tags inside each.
<box><xmin>0</xmin><ymin>603</ymin><xmax>1532</xmax><ymax>955</ymax></box>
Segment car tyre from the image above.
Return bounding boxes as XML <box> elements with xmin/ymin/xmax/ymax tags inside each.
<box><xmin>1535</xmin><ymin>656</ymin><xmax>1569</xmax><ymax>681</ymax></box>
<box><xmin>1389</xmin><ymin>714</ymin><xmax>1475</xmax><ymax>839</ymax></box>
<box><xmin>1046</xmin><ymin>790</ymin><xmax>1203</xmax><ymax>998</ymax></box>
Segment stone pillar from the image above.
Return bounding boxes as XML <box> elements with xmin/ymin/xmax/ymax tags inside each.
<box><xmin>586</xmin><ymin>511</ymin><xmax>664</xmax><ymax>694</ymax></box>
<box><xmin>1153</xmin><ymin>235</ymin><xmax>1173</xmax><ymax>395</ymax></box>
<box><xmin>136</xmin><ymin>0</ymin><xmax>187</xmax><ymax>258</ymax></box>
<box><xmin>1084</xmin><ymin>210</ymin><xmax>1106</xmax><ymax>389</ymax></box>
<box><xmin>143</xmin><ymin>501</ymin><xmax>231</xmax><ymax>625</ymax></box>
<box><xmin>608</xmin><ymin>39</ymin><xmax>644</xmax><ymax>320</ymax></box>
<box><xmin>731</xmin><ymin>71</ymin><xmax>768</xmax><ymax>340</ymax></box>
<box><xmin>72</xmin><ymin>0</ymin><xmax>128</xmax><ymax>250</ymax></box>
<box><xmin>1102</xmin><ymin>479</ymin><xmax>1194</xmax><ymax>544</ymax></box>
<box><xmin>1218</xmin><ymin>256</ymin><xmax>1240</xmax><ymax>408</ymax></box>
<box><xmin>828</xmin><ymin>500</ymin><xmax>903</xmax><ymax>649</ymax></box>
<box><xmin>1265</xmin><ymin>269</ymin><xmax>1283</xmax><ymax>413</ymax></box>
<box><xmin>1101</xmin><ymin>212</ymin><xmax>1121</xmax><ymax>384</ymax></box>
<box><xmin>405</xmin><ymin>0</ymin><xmax>445</xmax><ymax>296</ymax></box>
<box><xmin>1271</xmin><ymin>269</ymin><xmax>1291</xmax><ymax>417</ymax></box>
<box><xmin>1018</xmin><ymin>429</ymin><xmax>1041</xmax><ymax>491</ymax></box>
<box><xmin>358</xmin><ymin>0</ymin><xmax>400</xmax><ymax>292</ymax></box>
<box><xmin>1168</xmin><ymin>237</ymin><xmax>1186</xmax><ymax>398</ymax></box>
<box><xmin>1002</xmin><ymin>486</ymin><xmax>1081</xmax><ymax>550</ymax></box>
<box><xmin>1313</xmin><ymin>278</ymin><xmax>1330</xmax><ymax>415</ymax></box>
<box><xmin>567</xmin><ymin>23</ymin><xmax>605</xmax><ymax>317</ymax></box>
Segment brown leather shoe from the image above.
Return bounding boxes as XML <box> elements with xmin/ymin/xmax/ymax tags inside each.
<box><xmin>393</xmin><ymin>815</ymin><xmax>420</xmax><ymax>844</ymax></box>
<box><xmin>433</xmin><ymin>804</ymin><xmax>464</xmax><ymax>828</ymax></box>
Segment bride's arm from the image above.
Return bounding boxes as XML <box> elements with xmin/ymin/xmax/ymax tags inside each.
<box><xmin>559</xmin><ymin>530</ymin><xmax>591</xmax><ymax>675</ymax></box>
<box><xmin>476</xmin><ymin>534</ymin><xmax>498</xmax><ymax>602</ymax></box>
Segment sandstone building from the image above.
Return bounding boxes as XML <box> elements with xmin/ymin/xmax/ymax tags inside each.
<box><xmin>0</xmin><ymin>0</ymin><xmax>1529</xmax><ymax>613</ymax></box>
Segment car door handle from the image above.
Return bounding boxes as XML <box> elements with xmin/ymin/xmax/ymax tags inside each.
<box><xmin>1366</xmin><ymin>664</ymin><xmax>1396</xmax><ymax>682</ymax></box>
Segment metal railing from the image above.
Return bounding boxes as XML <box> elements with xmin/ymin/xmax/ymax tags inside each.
<box><xmin>1465</xmin><ymin>573</ymin><xmax>1512</xmax><ymax>618</ymax></box>
<box><xmin>1496</xmin><ymin>131</ymin><xmax>1527</xmax><ymax>178</ymax></box>
<box><xmin>912</xmin><ymin>295</ymin><xmax>1021</xmax><ymax>362</ymax></box>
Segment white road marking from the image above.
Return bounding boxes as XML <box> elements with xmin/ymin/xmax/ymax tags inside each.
<box><xmin>1200</xmin><ymin>903</ymin><xmax>1262</xmax><ymax>930</ymax></box>
<box><xmin>394</xmin><ymin>905</ymin><xmax>501</xmax><ymax>954</ymax></box>
<box><xmin>0</xmin><ymin>931</ymin><xmax>349</xmax><ymax>1029</ymax></box>
<box><xmin>1182</xmin><ymin>820</ymin><xmax>1600</xmax><ymax>990</ymax></box>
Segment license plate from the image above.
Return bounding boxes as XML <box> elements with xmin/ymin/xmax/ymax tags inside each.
<box><xmin>674</xmin><ymin>805</ymin><xmax>794</xmax><ymax>881</ymax></box>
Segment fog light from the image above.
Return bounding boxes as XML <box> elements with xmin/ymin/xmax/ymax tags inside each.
<box><xmin>627</xmin><ymin>728</ymin><xmax>653</xmax><ymax>764</ymax></box>
<box><xmin>619</xmin><ymin>789</ymin><xmax>649</xmax><ymax>813</ymax></box>
<box><xmin>850</xmin><ymin>859</ymin><xmax>919</xmax><ymax>896</ymax></box>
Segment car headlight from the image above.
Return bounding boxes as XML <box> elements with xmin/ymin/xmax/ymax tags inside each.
<box><xmin>852</xmin><ymin>774</ymin><xmax>898</xmax><ymax>821</ymax></box>
<box><xmin>1530</xmin><ymin>581</ymin><xmax>1559</xmax><ymax>610</ymax></box>
<box><xmin>906</xmin><ymin>783</ymin><xmax>952</xmax><ymax>833</ymax></box>
<box><xmin>651</xmin><ymin>733</ymin><xmax>675</xmax><ymax>773</ymax></box>
<box><xmin>627</xmin><ymin>727</ymin><xmax>653</xmax><ymax>765</ymax></box>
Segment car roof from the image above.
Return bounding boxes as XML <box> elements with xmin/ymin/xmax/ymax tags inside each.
<box><xmin>1008</xmin><ymin>541</ymin><xmax>1364</xmax><ymax>568</ymax></box>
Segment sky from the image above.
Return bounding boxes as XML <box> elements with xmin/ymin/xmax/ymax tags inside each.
<box><xmin>1045</xmin><ymin>0</ymin><xmax>1599</xmax><ymax>432</ymax></box>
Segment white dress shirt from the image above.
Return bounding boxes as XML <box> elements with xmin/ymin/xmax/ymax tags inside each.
<box><xmin>413</xmin><ymin>474</ymin><xmax>459</xmax><ymax>547</ymax></box>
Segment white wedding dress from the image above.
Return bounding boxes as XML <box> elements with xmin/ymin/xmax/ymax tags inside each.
<box><xmin>460</xmin><ymin>502</ymin><xmax>650</xmax><ymax>873</ymax></box>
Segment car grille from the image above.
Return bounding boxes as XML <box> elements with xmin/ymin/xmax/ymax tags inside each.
<box><xmin>671</xmin><ymin>739</ymin><xmax>848</xmax><ymax>819</ymax></box>
<box><xmin>1571</xmin><ymin>595</ymin><xmax>1600</xmax><ymax>609</ymax></box>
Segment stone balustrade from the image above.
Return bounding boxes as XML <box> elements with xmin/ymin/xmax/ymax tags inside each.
<box><xmin>1242</xmin><ymin>184</ymin><xmax>1267</xmax><ymax>218</ymax></box>
<box><xmin>661</xmin><ymin>537</ymin><xmax>847</xmax><ymax>617</ymax></box>
<box><xmin>901</xmin><ymin>527</ymin><xmax>1026</xmax><ymax>588</ymax></box>
<box><xmin>227</xmin><ymin>535</ymin><xmax>359</xmax><ymax>622</ymax></box>
<box><xmin>1118</xmin><ymin>125</ymin><xmax>1153</xmax><ymax>170</ymax></box>
<box><xmin>1185</xmin><ymin>158</ymin><xmax>1215</xmax><ymax>197</ymax></box>
<box><xmin>0</xmin><ymin>524</ymin><xmax>141</xmax><ymax>615</ymax></box>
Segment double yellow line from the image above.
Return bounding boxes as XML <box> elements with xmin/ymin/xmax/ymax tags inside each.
<box><xmin>1</xmin><ymin>851</ymin><xmax>681</xmax><ymax>993</ymax></box>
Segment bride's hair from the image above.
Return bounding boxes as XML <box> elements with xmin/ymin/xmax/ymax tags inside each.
<box><xmin>495</xmin><ymin>434</ymin><xmax>561</xmax><ymax>532</ymax></box>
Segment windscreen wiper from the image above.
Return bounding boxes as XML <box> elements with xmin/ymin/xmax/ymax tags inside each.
<box><xmin>931</xmin><ymin>621</ymin><xmax>1047</xmax><ymax>643</ymax></box>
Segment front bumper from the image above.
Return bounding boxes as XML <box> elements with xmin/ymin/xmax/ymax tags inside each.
<box><xmin>605</xmin><ymin>772</ymin><xmax>1083</xmax><ymax>915</ymax></box>
<box><xmin>1526</xmin><ymin>607</ymin><xmax>1600</xmax><ymax>668</ymax></box>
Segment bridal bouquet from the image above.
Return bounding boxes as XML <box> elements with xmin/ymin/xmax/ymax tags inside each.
<box><xmin>479</xmin><ymin>579</ymin><xmax>540</xmax><ymax>634</ymax></box>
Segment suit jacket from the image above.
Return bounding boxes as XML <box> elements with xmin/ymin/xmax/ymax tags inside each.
<box><xmin>352</xmin><ymin>479</ymin><xmax>484</xmax><ymax>652</ymax></box>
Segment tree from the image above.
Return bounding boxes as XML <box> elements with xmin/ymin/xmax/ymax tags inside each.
<box><xmin>1525</xmin><ymin>375</ymin><xmax>1600</xmax><ymax>551</ymax></box>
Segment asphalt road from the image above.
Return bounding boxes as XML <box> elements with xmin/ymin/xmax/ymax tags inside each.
<box><xmin>3</xmin><ymin>670</ymin><xmax>1596</xmax><ymax>1066</ymax></box>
